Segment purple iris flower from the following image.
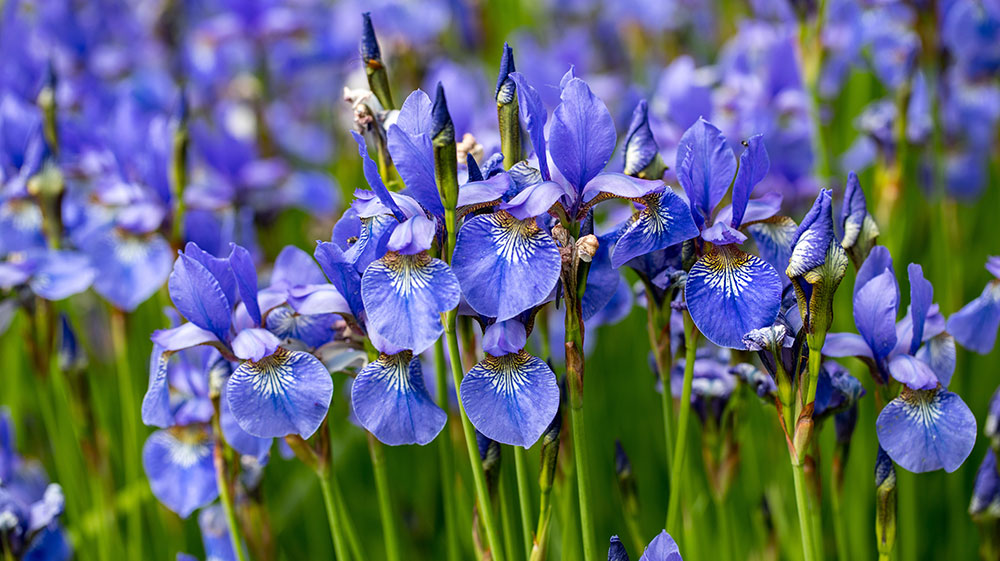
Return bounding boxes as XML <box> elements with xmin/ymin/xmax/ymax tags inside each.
<box><xmin>0</xmin><ymin>93</ymin><xmax>47</xmax><ymax>254</ymax></box>
<box><xmin>669</xmin><ymin>347</ymin><xmax>737</xmax><ymax>425</ymax></box>
<box><xmin>460</xmin><ymin>318</ymin><xmax>559</xmax><ymax>447</ymax></box>
<box><xmin>142</xmin><ymin>425</ymin><xmax>218</xmax><ymax>519</ymax></box>
<box><xmin>0</xmin><ymin>249</ymin><xmax>95</xmax><ymax>301</ymax></box>
<box><xmin>639</xmin><ymin>118</ymin><xmax>782</xmax><ymax>349</ymax></box>
<box><xmin>0</xmin><ymin>409</ymin><xmax>71</xmax><ymax>561</ymax></box>
<box><xmin>942</xmin><ymin>0</ymin><xmax>1000</xmax><ymax>81</ymax></box>
<box><xmin>824</xmin><ymin>246</ymin><xmax>975</xmax><ymax>473</ymax></box>
<box><xmin>143</xmin><ymin>242</ymin><xmax>333</xmax><ymax>440</ymax></box>
<box><xmin>947</xmin><ymin>256</ymin><xmax>1000</xmax><ymax>354</ymax></box>
<box><xmin>606</xmin><ymin>530</ymin><xmax>683</xmax><ymax>561</ymax></box>
<box><xmin>970</xmin><ymin>448</ymin><xmax>1000</xmax><ymax>519</ymax></box>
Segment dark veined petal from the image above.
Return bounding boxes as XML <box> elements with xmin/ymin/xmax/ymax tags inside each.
<box><xmin>610</xmin><ymin>189</ymin><xmax>700</xmax><ymax>269</ymax></box>
<box><xmin>509</xmin><ymin>72</ymin><xmax>550</xmax><ymax>181</ymax></box>
<box><xmin>730</xmin><ymin>134</ymin><xmax>769</xmax><ymax>229</ymax></box>
<box><xmin>840</xmin><ymin>170</ymin><xmax>876</xmax><ymax>249</ymax></box>
<box><xmin>499</xmin><ymin>181</ymin><xmax>574</xmax><ymax>220</ymax></box>
<box><xmin>786</xmin><ymin>189</ymin><xmax>834</xmax><ymax>278</ymax></box>
<box><xmin>907</xmin><ymin>263</ymin><xmax>933</xmax><ymax>355</ymax></box>
<box><xmin>460</xmin><ymin>351</ymin><xmax>559</xmax><ymax>447</ymax></box>
<box><xmin>314</xmin><ymin>241</ymin><xmax>364</xmax><ymax>318</ymax></box>
<box><xmin>232</xmin><ymin>328</ymin><xmax>281</xmax><ymax>362</ymax></box>
<box><xmin>685</xmin><ymin>246</ymin><xmax>782</xmax><ymax>349</ymax></box>
<box><xmin>876</xmin><ymin>388</ymin><xmax>976</xmax><ymax>473</ymax></box>
<box><xmin>638</xmin><ymin>529</ymin><xmax>683</xmax><ymax>561</ymax></box>
<box><xmin>676</xmin><ymin>118</ymin><xmax>736</xmax><ymax>229</ymax></box>
<box><xmin>220</xmin><ymin>383</ymin><xmax>271</xmax><ymax>460</ymax></box>
<box><xmin>886</xmin><ymin>354</ymin><xmax>938</xmax><ymax>390</ymax></box>
<box><xmin>362</xmin><ymin>252</ymin><xmax>461</xmax><ymax>353</ymax></box>
<box><xmin>915</xmin><ymin>333</ymin><xmax>957</xmax><ymax>387</ymax></box>
<box><xmin>168</xmin><ymin>252</ymin><xmax>233</xmax><ymax>341</ymax></box>
<box><xmin>452</xmin><ymin>212</ymin><xmax>561</xmax><ymax>321</ymax></box>
<box><xmin>226</xmin><ymin>348</ymin><xmax>333</xmax><ymax>438</ymax></box>
<box><xmin>352</xmin><ymin>352</ymin><xmax>446</xmax><ymax>445</ymax></box>
<box><xmin>141</xmin><ymin>428</ymin><xmax>217</xmax><ymax>518</ymax></box>
<box><xmin>351</xmin><ymin>131</ymin><xmax>405</xmax><ymax>222</ymax></box>
<box><xmin>746</xmin><ymin>215</ymin><xmax>797</xmax><ymax>284</ymax></box>
<box><xmin>608</xmin><ymin>535</ymin><xmax>630</xmax><ymax>561</ymax></box>
<box><xmin>853</xmin><ymin>270</ymin><xmax>899</xmax><ymax>361</ymax></box>
<box><xmin>622</xmin><ymin>99</ymin><xmax>658</xmax><ymax>176</ymax></box>
<box><xmin>228</xmin><ymin>244</ymin><xmax>261</xmax><ymax>326</ymax></box>
<box><xmin>141</xmin><ymin>345</ymin><xmax>173</xmax><ymax>428</ymax></box>
<box><xmin>946</xmin><ymin>282</ymin><xmax>1000</xmax><ymax>354</ymax></box>
<box><xmin>548</xmin><ymin>77</ymin><xmax>616</xmax><ymax>193</ymax></box>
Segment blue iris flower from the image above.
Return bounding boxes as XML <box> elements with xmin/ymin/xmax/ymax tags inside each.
<box><xmin>606</xmin><ymin>530</ymin><xmax>683</xmax><ymax>561</ymax></box>
<box><xmin>143</xmin><ymin>241</ymin><xmax>333</xmax><ymax>440</ymax></box>
<box><xmin>0</xmin><ymin>93</ymin><xmax>47</xmax><ymax>254</ymax></box>
<box><xmin>621</xmin><ymin>117</ymin><xmax>781</xmax><ymax>349</ymax></box>
<box><xmin>0</xmin><ymin>249</ymin><xmax>95</xmax><ymax>301</ymax></box>
<box><xmin>460</xmin><ymin>318</ymin><xmax>559</xmax><ymax>447</ymax></box>
<box><xmin>0</xmin><ymin>409</ymin><xmax>71</xmax><ymax>561</ymax></box>
<box><xmin>824</xmin><ymin>246</ymin><xmax>976</xmax><ymax>473</ymax></box>
<box><xmin>947</xmin><ymin>256</ymin><xmax>1000</xmax><ymax>354</ymax></box>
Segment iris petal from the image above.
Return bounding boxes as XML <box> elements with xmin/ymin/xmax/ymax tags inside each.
<box><xmin>638</xmin><ymin>529</ymin><xmax>683</xmax><ymax>561</ymax></box>
<box><xmin>887</xmin><ymin>354</ymin><xmax>938</xmax><ymax>390</ymax></box>
<box><xmin>685</xmin><ymin>246</ymin><xmax>782</xmax><ymax>349</ymax></box>
<box><xmin>610</xmin><ymin>189</ymin><xmax>700</xmax><ymax>269</ymax></box>
<box><xmin>548</xmin><ymin>77</ymin><xmax>616</xmax><ymax>193</ymax></box>
<box><xmin>746</xmin><ymin>215</ymin><xmax>797</xmax><ymax>284</ymax></box>
<box><xmin>946</xmin><ymin>282</ymin><xmax>1000</xmax><ymax>354</ymax></box>
<box><xmin>915</xmin><ymin>333</ymin><xmax>957</xmax><ymax>387</ymax></box>
<box><xmin>452</xmin><ymin>212</ymin><xmax>560</xmax><ymax>321</ymax></box>
<box><xmin>362</xmin><ymin>252</ymin><xmax>460</xmax><ymax>353</ymax></box>
<box><xmin>141</xmin><ymin>428</ymin><xmax>217</xmax><ymax>518</ymax></box>
<box><xmin>460</xmin><ymin>351</ymin><xmax>559</xmax><ymax>447</ymax></box>
<box><xmin>226</xmin><ymin>348</ymin><xmax>333</xmax><ymax>438</ymax></box>
<box><xmin>169</xmin><ymin>253</ymin><xmax>233</xmax><ymax>341</ymax></box>
<box><xmin>352</xmin><ymin>352</ymin><xmax>446</xmax><ymax>445</ymax></box>
<box><xmin>314</xmin><ymin>241</ymin><xmax>364</xmax><ymax>319</ymax></box>
<box><xmin>228</xmin><ymin>244</ymin><xmax>261</xmax><ymax>326</ymax></box>
<box><xmin>508</xmin><ymin>72</ymin><xmax>550</xmax><ymax>181</ymax></box>
<box><xmin>730</xmin><ymin>134</ymin><xmax>769</xmax><ymax>229</ymax></box>
<box><xmin>876</xmin><ymin>388</ymin><xmax>976</xmax><ymax>473</ymax></box>
<box><xmin>141</xmin><ymin>345</ymin><xmax>173</xmax><ymax>428</ymax></box>
<box><xmin>907</xmin><ymin>264</ymin><xmax>933</xmax><ymax>355</ymax></box>
<box><xmin>853</xmin><ymin>270</ymin><xmax>898</xmax><ymax>361</ymax></box>
<box><xmin>676</xmin><ymin>118</ymin><xmax>736</xmax><ymax>229</ymax></box>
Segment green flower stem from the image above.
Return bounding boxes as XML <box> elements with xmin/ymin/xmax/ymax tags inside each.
<box><xmin>434</xmin><ymin>338</ymin><xmax>462</xmax><ymax>561</ymax></box>
<box><xmin>109</xmin><ymin>308</ymin><xmax>143</xmax><ymax>561</ymax></box>
<box><xmin>499</xmin><ymin>470</ymin><xmax>519</xmax><ymax>561</ymax></box>
<box><xmin>830</xmin><ymin>467</ymin><xmax>849</xmax><ymax>560</ymax></box>
<box><xmin>565</xmin><ymin>267</ymin><xmax>596</xmax><ymax>561</ymax></box>
<box><xmin>332</xmin><ymin>469</ymin><xmax>364</xmax><ymax>561</ymax></box>
<box><xmin>791</xmin><ymin>458</ymin><xmax>817</xmax><ymax>561</ymax></box>
<box><xmin>368</xmin><ymin>432</ymin><xmax>401</xmax><ymax>561</ymax></box>
<box><xmin>211</xmin><ymin>402</ymin><xmax>249</xmax><ymax>561</ymax></box>
<box><xmin>513</xmin><ymin>445</ymin><xmax>534</xmax><ymax>559</ymax></box>
<box><xmin>317</xmin><ymin>470</ymin><xmax>350</xmax><ymax>561</ymax></box>
<box><xmin>666</xmin><ymin>311</ymin><xmax>698</xmax><ymax>534</ymax></box>
<box><xmin>645</xmin><ymin>292</ymin><xmax>675</xmax><ymax>472</ymax></box>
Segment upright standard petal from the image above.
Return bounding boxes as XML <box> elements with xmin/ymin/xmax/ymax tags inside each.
<box><xmin>352</xmin><ymin>352</ymin><xmax>446</xmax><ymax>445</ymax></box>
<box><xmin>907</xmin><ymin>263</ymin><xmax>933</xmax><ymax>355</ymax></box>
<box><xmin>548</xmin><ymin>77</ymin><xmax>616</xmax><ymax>192</ymax></box>
<box><xmin>226</xmin><ymin>348</ymin><xmax>333</xmax><ymax>438</ymax></box>
<box><xmin>946</xmin><ymin>281</ymin><xmax>1000</xmax><ymax>354</ymax></box>
<box><xmin>787</xmin><ymin>189</ymin><xmax>834</xmax><ymax>278</ymax></box>
<box><xmin>452</xmin><ymin>212</ymin><xmax>560</xmax><ymax>321</ymax></box>
<box><xmin>853</xmin><ymin>270</ymin><xmax>899</xmax><ymax>361</ymax></box>
<box><xmin>168</xmin><ymin>253</ymin><xmax>233</xmax><ymax>341</ymax></box>
<box><xmin>142</xmin><ymin>428</ymin><xmax>217</xmax><ymax>518</ymax></box>
<box><xmin>351</xmin><ymin>131</ymin><xmax>405</xmax><ymax>222</ymax></box>
<box><xmin>362</xmin><ymin>252</ymin><xmax>460</xmax><ymax>353</ymax></box>
<box><xmin>387</xmin><ymin>96</ymin><xmax>442</xmax><ymax>216</ymax></box>
<box><xmin>638</xmin><ymin>530</ymin><xmax>683</xmax><ymax>561</ymax></box>
<box><xmin>610</xmin><ymin>189</ymin><xmax>700</xmax><ymax>268</ymax></box>
<box><xmin>676</xmin><ymin>118</ymin><xmax>736</xmax><ymax>229</ymax></box>
<box><xmin>730</xmin><ymin>135</ymin><xmax>769</xmax><ymax>229</ymax></box>
<box><xmin>460</xmin><ymin>351</ymin><xmax>559</xmax><ymax>447</ymax></box>
<box><xmin>876</xmin><ymin>388</ymin><xmax>976</xmax><ymax>473</ymax></box>
<box><xmin>685</xmin><ymin>246</ymin><xmax>782</xmax><ymax>349</ymax></box>
<box><xmin>228</xmin><ymin>244</ymin><xmax>261</xmax><ymax>326</ymax></box>
<box><xmin>509</xmin><ymin>72</ymin><xmax>550</xmax><ymax>181</ymax></box>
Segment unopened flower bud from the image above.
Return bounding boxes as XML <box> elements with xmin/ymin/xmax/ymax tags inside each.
<box><xmin>607</xmin><ymin>535</ymin><xmax>630</xmax><ymax>561</ymax></box>
<box><xmin>875</xmin><ymin>446</ymin><xmax>897</xmax><ymax>558</ymax></box>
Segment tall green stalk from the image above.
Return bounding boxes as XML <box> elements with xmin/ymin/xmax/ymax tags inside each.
<box><xmin>434</xmin><ymin>339</ymin><xmax>462</xmax><ymax>561</ymax></box>
<box><xmin>317</xmin><ymin>473</ymin><xmax>350</xmax><ymax>561</ymax></box>
<box><xmin>514</xmin><ymin>445</ymin><xmax>534</xmax><ymax>559</ymax></box>
<box><xmin>368</xmin><ymin>433</ymin><xmax>402</xmax><ymax>561</ymax></box>
<box><xmin>211</xmin><ymin>404</ymin><xmax>249</xmax><ymax>561</ymax></box>
<box><xmin>666</xmin><ymin>311</ymin><xmax>698</xmax><ymax>533</ymax></box>
<box><xmin>110</xmin><ymin>308</ymin><xmax>143</xmax><ymax>560</ymax></box>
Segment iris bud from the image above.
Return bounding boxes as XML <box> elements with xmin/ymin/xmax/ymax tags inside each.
<box><xmin>360</xmin><ymin>13</ymin><xmax>394</xmax><ymax>110</ymax></box>
<box><xmin>607</xmin><ymin>535</ymin><xmax>630</xmax><ymax>561</ymax></box>
<box><xmin>623</xmin><ymin>100</ymin><xmax>666</xmax><ymax>179</ymax></box>
<box><xmin>875</xmin><ymin>446</ymin><xmax>897</xmax><ymax>559</ymax></box>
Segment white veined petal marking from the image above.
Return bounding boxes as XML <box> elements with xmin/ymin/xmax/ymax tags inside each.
<box><xmin>244</xmin><ymin>348</ymin><xmax>296</xmax><ymax>398</ymax></box>
<box><xmin>369</xmin><ymin>352</ymin><xmax>414</xmax><ymax>393</ymax></box>
<box><xmin>482</xmin><ymin>351</ymin><xmax>532</xmax><ymax>397</ymax></box>
<box><xmin>2</xmin><ymin>200</ymin><xmax>43</xmax><ymax>231</ymax></box>
<box><xmin>113</xmin><ymin>232</ymin><xmax>153</xmax><ymax>265</ymax></box>
<box><xmin>901</xmin><ymin>388</ymin><xmax>944</xmax><ymax>429</ymax></box>
<box><xmin>380</xmin><ymin>252</ymin><xmax>433</xmax><ymax>298</ymax></box>
<box><xmin>690</xmin><ymin>248</ymin><xmax>756</xmax><ymax>299</ymax></box>
<box><xmin>157</xmin><ymin>428</ymin><xmax>211</xmax><ymax>468</ymax></box>
<box><xmin>636</xmin><ymin>193</ymin><xmax>671</xmax><ymax>239</ymax></box>
<box><xmin>491</xmin><ymin>211</ymin><xmax>544</xmax><ymax>264</ymax></box>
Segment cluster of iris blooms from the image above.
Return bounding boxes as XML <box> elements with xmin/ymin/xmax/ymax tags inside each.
<box><xmin>1</xmin><ymin>1</ymin><xmax>1000</xmax><ymax>561</ymax></box>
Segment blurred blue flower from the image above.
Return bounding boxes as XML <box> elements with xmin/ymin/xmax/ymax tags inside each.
<box><xmin>947</xmin><ymin>256</ymin><xmax>1000</xmax><ymax>354</ymax></box>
